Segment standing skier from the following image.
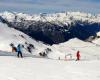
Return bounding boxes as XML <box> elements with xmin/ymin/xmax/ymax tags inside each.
<box><xmin>10</xmin><ymin>43</ymin><xmax>17</xmax><ymax>52</ymax></box>
<box><xmin>17</xmin><ymin>44</ymin><xmax>23</xmax><ymax>58</ymax></box>
<box><xmin>76</xmin><ymin>50</ymin><xmax>80</xmax><ymax>61</ymax></box>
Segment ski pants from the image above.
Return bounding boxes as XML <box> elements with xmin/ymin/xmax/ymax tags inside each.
<box><xmin>17</xmin><ymin>51</ymin><xmax>23</xmax><ymax>58</ymax></box>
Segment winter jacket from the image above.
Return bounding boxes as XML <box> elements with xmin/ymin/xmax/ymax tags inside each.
<box><xmin>17</xmin><ymin>44</ymin><xmax>21</xmax><ymax>52</ymax></box>
<box><xmin>76</xmin><ymin>51</ymin><xmax>80</xmax><ymax>57</ymax></box>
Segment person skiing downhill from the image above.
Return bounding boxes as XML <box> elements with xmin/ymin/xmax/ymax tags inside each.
<box><xmin>76</xmin><ymin>50</ymin><xmax>80</xmax><ymax>61</ymax></box>
<box><xmin>17</xmin><ymin>44</ymin><xmax>23</xmax><ymax>58</ymax></box>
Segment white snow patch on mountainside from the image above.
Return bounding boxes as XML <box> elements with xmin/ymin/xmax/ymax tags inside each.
<box><xmin>97</xmin><ymin>32</ymin><xmax>100</xmax><ymax>36</ymax></box>
<box><xmin>92</xmin><ymin>32</ymin><xmax>100</xmax><ymax>45</ymax></box>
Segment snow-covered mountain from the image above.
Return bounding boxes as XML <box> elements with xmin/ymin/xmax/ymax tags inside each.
<box><xmin>0</xmin><ymin>22</ymin><xmax>65</xmax><ymax>59</ymax></box>
<box><xmin>0</xmin><ymin>11</ymin><xmax>100</xmax><ymax>44</ymax></box>
<box><xmin>0</xmin><ymin>20</ymin><xmax>100</xmax><ymax>60</ymax></box>
<box><xmin>0</xmin><ymin>11</ymin><xmax>100</xmax><ymax>23</ymax></box>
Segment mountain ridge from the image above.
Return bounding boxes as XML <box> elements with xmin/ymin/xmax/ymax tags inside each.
<box><xmin>0</xmin><ymin>11</ymin><xmax>100</xmax><ymax>23</ymax></box>
<box><xmin>0</xmin><ymin>11</ymin><xmax>100</xmax><ymax>44</ymax></box>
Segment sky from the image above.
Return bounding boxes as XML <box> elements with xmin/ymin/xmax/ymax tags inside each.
<box><xmin>0</xmin><ymin>0</ymin><xmax>100</xmax><ymax>14</ymax></box>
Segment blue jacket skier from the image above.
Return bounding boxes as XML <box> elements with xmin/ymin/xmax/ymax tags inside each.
<box><xmin>17</xmin><ymin>44</ymin><xmax>23</xmax><ymax>58</ymax></box>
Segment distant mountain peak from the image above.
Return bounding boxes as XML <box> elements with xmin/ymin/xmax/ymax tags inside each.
<box><xmin>0</xmin><ymin>11</ymin><xmax>100</xmax><ymax>23</ymax></box>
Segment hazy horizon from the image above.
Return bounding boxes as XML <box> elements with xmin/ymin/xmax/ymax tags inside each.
<box><xmin>0</xmin><ymin>0</ymin><xmax>100</xmax><ymax>14</ymax></box>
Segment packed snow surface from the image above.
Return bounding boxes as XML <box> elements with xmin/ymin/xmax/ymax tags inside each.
<box><xmin>0</xmin><ymin>55</ymin><xmax>100</xmax><ymax>80</ymax></box>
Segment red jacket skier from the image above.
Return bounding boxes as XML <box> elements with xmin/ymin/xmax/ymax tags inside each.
<box><xmin>76</xmin><ymin>50</ymin><xmax>80</xmax><ymax>61</ymax></box>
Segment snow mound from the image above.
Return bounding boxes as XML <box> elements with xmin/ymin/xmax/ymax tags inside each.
<box><xmin>53</xmin><ymin>38</ymin><xmax>100</xmax><ymax>60</ymax></box>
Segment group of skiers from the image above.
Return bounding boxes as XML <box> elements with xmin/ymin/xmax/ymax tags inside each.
<box><xmin>10</xmin><ymin>43</ymin><xmax>81</xmax><ymax>60</ymax></box>
<box><xmin>10</xmin><ymin>43</ymin><xmax>23</xmax><ymax>58</ymax></box>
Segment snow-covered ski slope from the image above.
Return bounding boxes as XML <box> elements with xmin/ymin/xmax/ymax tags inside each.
<box><xmin>53</xmin><ymin>38</ymin><xmax>100</xmax><ymax>60</ymax></box>
<box><xmin>0</xmin><ymin>22</ymin><xmax>47</xmax><ymax>52</ymax></box>
<box><xmin>0</xmin><ymin>56</ymin><xmax>100</xmax><ymax>80</ymax></box>
<box><xmin>0</xmin><ymin>22</ymin><xmax>64</xmax><ymax>59</ymax></box>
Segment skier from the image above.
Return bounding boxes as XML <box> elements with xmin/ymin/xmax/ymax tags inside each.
<box><xmin>10</xmin><ymin>43</ymin><xmax>17</xmax><ymax>52</ymax></box>
<box><xmin>17</xmin><ymin>44</ymin><xmax>23</xmax><ymax>58</ymax></box>
<box><xmin>27</xmin><ymin>45</ymin><xmax>32</xmax><ymax>53</ymax></box>
<box><xmin>12</xmin><ymin>46</ymin><xmax>17</xmax><ymax>52</ymax></box>
<box><xmin>76</xmin><ymin>50</ymin><xmax>80</xmax><ymax>61</ymax></box>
